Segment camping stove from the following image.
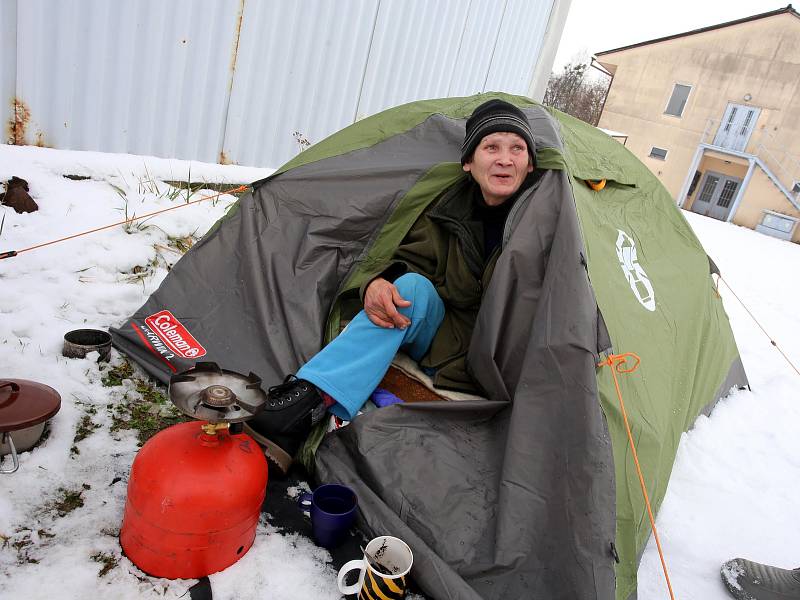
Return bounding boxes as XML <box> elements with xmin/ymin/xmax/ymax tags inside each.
<box><xmin>119</xmin><ymin>362</ymin><xmax>268</xmax><ymax>579</ymax></box>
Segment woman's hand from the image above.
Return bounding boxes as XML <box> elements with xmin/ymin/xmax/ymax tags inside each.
<box><xmin>364</xmin><ymin>278</ymin><xmax>412</xmax><ymax>329</ymax></box>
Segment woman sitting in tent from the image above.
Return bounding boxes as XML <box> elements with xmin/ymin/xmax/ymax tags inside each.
<box><xmin>249</xmin><ymin>99</ymin><xmax>538</xmax><ymax>472</ymax></box>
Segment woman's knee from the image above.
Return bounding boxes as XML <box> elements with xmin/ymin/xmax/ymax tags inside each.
<box><xmin>394</xmin><ymin>273</ymin><xmax>444</xmax><ymax>321</ymax></box>
<box><xmin>394</xmin><ymin>272</ymin><xmax>434</xmax><ymax>298</ymax></box>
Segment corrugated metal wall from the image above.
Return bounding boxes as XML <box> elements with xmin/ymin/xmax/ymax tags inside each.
<box><xmin>1</xmin><ymin>0</ymin><xmax>17</xmax><ymax>143</ymax></box>
<box><xmin>222</xmin><ymin>0</ymin><xmax>379</xmax><ymax>168</ymax></box>
<box><xmin>2</xmin><ymin>0</ymin><xmax>559</xmax><ymax>168</ymax></box>
<box><xmin>12</xmin><ymin>0</ymin><xmax>242</xmax><ymax>162</ymax></box>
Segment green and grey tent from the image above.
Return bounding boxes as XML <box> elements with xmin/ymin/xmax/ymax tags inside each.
<box><xmin>111</xmin><ymin>93</ymin><xmax>747</xmax><ymax>600</ymax></box>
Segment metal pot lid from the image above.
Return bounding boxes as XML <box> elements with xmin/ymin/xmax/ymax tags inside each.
<box><xmin>0</xmin><ymin>380</ymin><xmax>61</xmax><ymax>432</ymax></box>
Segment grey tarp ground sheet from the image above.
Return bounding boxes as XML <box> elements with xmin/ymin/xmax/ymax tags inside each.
<box><xmin>111</xmin><ymin>95</ymin><xmax>747</xmax><ymax>600</ymax></box>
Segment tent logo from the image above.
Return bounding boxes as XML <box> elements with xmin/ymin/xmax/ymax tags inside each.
<box><xmin>615</xmin><ymin>229</ymin><xmax>656</xmax><ymax>312</ymax></box>
<box><xmin>144</xmin><ymin>310</ymin><xmax>207</xmax><ymax>358</ymax></box>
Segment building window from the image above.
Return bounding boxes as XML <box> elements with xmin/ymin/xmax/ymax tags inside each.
<box><xmin>723</xmin><ymin>106</ymin><xmax>738</xmax><ymax>132</ymax></box>
<box><xmin>688</xmin><ymin>171</ymin><xmax>702</xmax><ymax>197</ymax></box>
<box><xmin>761</xmin><ymin>212</ymin><xmax>796</xmax><ymax>234</ymax></box>
<box><xmin>649</xmin><ymin>147</ymin><xmax>668</xmax><ymax>160</ymax></box>
<box><xmin>792</xmin><ymin>181</ymin><xmax>800</xmax><ymax>195</ymax></box>
<box><xmin>740</xmin><ymin>110</ymin><xmax>754</xmax><ymax>135</ymax></box>
<box><xmin>665</xmin><ymin>83</ymin><xmax>692</xmax><ymax>117</ymax></box>
<box><xmin>698</xmin><ymin>175</ymin><xmax>719</xmax><ymax>204</ymax></box>
<box><xmin>716</xmin><ymin>180</ymin><xmax>739</xmax><ymax>208</ymax></box>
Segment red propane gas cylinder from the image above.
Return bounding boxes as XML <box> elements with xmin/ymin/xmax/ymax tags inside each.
<box><xmin>120</xmin><ymin>421</ymin><xmax>268</xmax><ymax>578</ymax></box>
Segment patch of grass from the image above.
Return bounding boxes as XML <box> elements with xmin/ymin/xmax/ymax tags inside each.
<box><xmin>2</xmin><ymin>528</ymin><xmax>54</xmax><ymax>566</ymax></box>
<box><xmin>166</xmin><ymin>233</ymin><xmax>197</xmax><ymax>254</ymax></box>
<box><xmin>185</xmin><ymin>164</ymin><xmax>192</xmax><ymax>203</ymax></box>
<box><xmin>149</xmin><ymin>232</ymin><xmax>200</xmax><ymax>274</ymax></box>
<box><xmin>71</xmin><ymin>412</ymin><xmax>101</xmax><ymax>457</ymax></box>
<box><xmin>134</xmin><ymin>379</ymin><xmax>168</xmax><ymax>405</ymax></box>
<box><xmin>110</xmin><ymin>397</ymin><xmax>187</xmax><ymax>446</ymax></box>
<box><xmin>121</xmin><ymin>263</ymin><xmax>154</xmax><ymax>285</ymax></box>
<box><xmin>73</xmin><ymin>414</ymin><xmax>100</xmax><ymax>444</ymax></box>
<box><xmin>108</xmin><ymin>181</ymin><xmax>127</xmax><ymax>200</ymax></box>
<box><xmin>101</xmin><ymin>360</ymin><xmax>134</xmax><ymax>387</ymax></box>
<box><xmin>11</xmin><ymin>537</ymin><xmax>32</xmax><ymax>552</ymax></box>
<box><xmin>137</xmin><ymin>163</ymin><xmax>162</xmax><ymax>196</ymax></box>
<box><xmin>91</xmin><ymin>551</ymin><xmax>119</xmax><ymax>577</ymax></box>
<box><xmin>136</xmin><ymin>165</ymin><xmax>198</xmax><ymax>204</ymax></box>
<box><xmin>163</xmin><ymin>180</ymin><xmax>248</xmax><ymax>198</ymax></box>
<box><xmin>3</xmin><ymin>530</ymin><xmax>38</xmax><ymax>565</ymax></box>
<box><xmin>114</xmin><ymin>189</ymin><xmax>155</xmax><ymax>235</ymax></box>
<box><xmin>50</xmin><ymin>485</ymin><xmax>89</xmax><ymax>517</ymax></box>
<box><xmin>103</xmin><ymin>361</ymin><xmax>187</xmax><ymax>444</ymax></box>
<box><xmin>119</xmin><ymin>254</ymin><xmax>165</xmax><ymax>287</ymax></box>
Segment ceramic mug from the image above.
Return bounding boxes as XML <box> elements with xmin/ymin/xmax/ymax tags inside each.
<box><xmin>337</xmin><ymin>535</ymin><xmax>413</xmax><ymax>599</ymax></box>
<box><xmin>298</xmin><ymin>483</ymin><xmax>358</xmax><ymax>549</ymax></box>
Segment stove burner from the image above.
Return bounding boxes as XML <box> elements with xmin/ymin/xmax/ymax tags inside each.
<box><xmin>168</xmin><ymin>362</ymin><xmax>266</xmax><ymax>424</ymax></box>
<box><xmin>201</xmin><ymin>385</ymin><xmax>236</xmax><ymax>408</ymax></box>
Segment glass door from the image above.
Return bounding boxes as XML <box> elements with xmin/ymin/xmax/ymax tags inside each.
<box><xmin>691</xmin><ymin>171</ymin><xmax>742</xmax><ymax>221</ymax></box>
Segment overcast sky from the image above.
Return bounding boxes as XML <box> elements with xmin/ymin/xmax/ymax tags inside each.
<box><xmin>553</xmin><ymin>0</ymin><xmax>790</xmax><ymax>72</ymax></box>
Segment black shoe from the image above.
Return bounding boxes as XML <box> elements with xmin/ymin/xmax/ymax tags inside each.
<box><xmin>721</xmin><ymin>558</ymin><xmax>800</xmax><ymax>600</ymax></box>
<box><xmin>245</xmin><ymin>376</ymin><xmax>326</xmax><ymax>475</ymax></box>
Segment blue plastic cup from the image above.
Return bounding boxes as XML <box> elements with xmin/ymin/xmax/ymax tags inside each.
<box><xmin>299</xmin><ymin>483</ymin><xmax>358</xmax><ymax>549</ymax></box>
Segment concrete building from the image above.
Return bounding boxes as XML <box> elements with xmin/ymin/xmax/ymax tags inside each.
<box><xmin>595</xmin><ymin>5</ymin><xmax>800</xmax><ymax>243</ymax></box>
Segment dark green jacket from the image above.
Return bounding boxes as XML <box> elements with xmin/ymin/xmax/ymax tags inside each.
<box><xmin>357</xmin><ymin>177</ymin><xmax>534</xmax><ymax>394</ymax></box>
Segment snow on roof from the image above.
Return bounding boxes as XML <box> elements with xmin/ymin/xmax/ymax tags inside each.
<box><xmin>599</xmin><ymin>127</ymin><xmax>628</xmax><ymax>138</ymax></box>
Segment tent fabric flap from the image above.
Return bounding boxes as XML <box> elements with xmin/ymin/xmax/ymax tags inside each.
<box><xmin>317</xmin><ymin>167</ymin><xmax>618</xmax><ymax>599</ymax></box>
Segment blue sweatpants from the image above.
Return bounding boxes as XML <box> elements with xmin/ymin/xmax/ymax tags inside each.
<box><xmin>297</xmin><ymin>273</ymin><xmax>445</xmax><ymax>421</ymax></box>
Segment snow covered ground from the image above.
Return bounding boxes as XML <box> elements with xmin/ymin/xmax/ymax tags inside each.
<box><xmin>1</xmin><ymin>145</ymin><xmax>798</xmax><ymax>599</ymax></box>
<box><xmin>638</xmin><ymin>212</ymin><xmax>800</xmax><ymax>599</ymax></box>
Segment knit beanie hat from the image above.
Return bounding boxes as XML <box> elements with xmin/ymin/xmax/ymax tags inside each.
<box><xmin>460</xmin><ymin>99</ymin><xmax>535</xmax><ymax>165</ymax></box>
